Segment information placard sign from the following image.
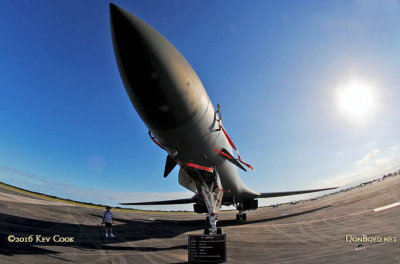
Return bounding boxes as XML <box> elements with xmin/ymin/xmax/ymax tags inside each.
<box><xmin>188</xmin><ymin>234</ymin><xmax>227</xmax><ymax>263</ymax></box>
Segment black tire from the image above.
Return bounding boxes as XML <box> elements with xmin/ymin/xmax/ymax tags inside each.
<box><xmin>243</xmin><ymin>213</ymin><xmax>247</xmax><ymax>221</ymax></box>
<box><xmin>236</xmin><ymin>214</ymin><xmax>239</xmax><ymax>221</ymax></box>
<box><xmin>205</xmin><ymin>216</ymin><xmax>209</xmax><ymax>223</ymax></box>
<box><xmin>217</xmin><ymin>227</ymin><xmax>223</xmax><ymax>235</ymax></box>
<box><xmin>204</xmin><ymin>228</ymin><xmax>210</xmax><ymax>235</ymax></box>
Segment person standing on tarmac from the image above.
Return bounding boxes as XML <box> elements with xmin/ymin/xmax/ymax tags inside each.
<box><xmin>101</xmin><ymin>206</ymin><xmax>115</xmax><ymax>238</ymax></box>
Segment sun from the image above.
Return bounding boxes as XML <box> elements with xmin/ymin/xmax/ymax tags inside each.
<box><xmin>336</xmin><ymin>79</ymin><xmax>376</xmax><ymax>119</ymax></box>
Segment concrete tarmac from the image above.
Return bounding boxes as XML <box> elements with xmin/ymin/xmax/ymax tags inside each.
<box><xmin>0</xmin><ymin>176</ymin><xmax>399</xmax><ymax>263</ymax></box>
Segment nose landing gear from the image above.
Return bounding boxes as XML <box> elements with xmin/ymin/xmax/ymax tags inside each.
<box><xmin>197</xmin><ymin>169</ymin><xmax>224</xmax><ymax>235</ymax></box>
<box><xmin>204</xmin><ymin>226</ymin><xmax>223</xmax><ymax>235</ymax></box>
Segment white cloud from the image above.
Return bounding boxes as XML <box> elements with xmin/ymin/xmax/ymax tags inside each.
<box><xmin>318</xmin><ymin>145</ymin><xmax>400</xmax><ymax>188</ymax></box>
<box><xmin>357</xmin><ymin>148</ymin><xmax>380</xmax><ymax>165</ymax></box>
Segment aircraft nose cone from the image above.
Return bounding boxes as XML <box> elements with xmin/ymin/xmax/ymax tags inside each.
<box><xmin>109</xmin><ymin>3</ymin><xmax>119</xmax><ymax>16</ymax></box>
<box><xmin>110</xmin><ymin>3</ymin><xmax>208</xmax><ymax>131</ymax></box>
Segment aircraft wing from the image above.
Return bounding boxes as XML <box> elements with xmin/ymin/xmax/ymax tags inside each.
<box><xmin>119</xmin><ymin>197</ymin><xmax>196</xmax><ymax>205</ymax></box>
<box><xmin>258</xmin><ymin>187</ymin><xmax>338</xmax><ymax>198</ymax></box>
<box><xmin>119</xmin><ymin>187</ymin><xmax>338</xmax><ymax>205</ymax></box>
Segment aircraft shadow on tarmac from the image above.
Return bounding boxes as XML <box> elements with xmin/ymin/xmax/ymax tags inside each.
<box><xmin>0</xmin><ymin>212</ymin><xmax>197</xmax><ymax>256</ymax></box>
<box><xmin>219</xmin><ymin>205</ymin><xmax>331</xmax><ymax>226</ymax></box>
<box><xmin>0</xmin><ymin>205</ymin><xmax>330</xmax><ymax>256</ymax></box>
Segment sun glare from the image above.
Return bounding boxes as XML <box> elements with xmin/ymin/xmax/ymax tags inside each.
<box><xmin>336</xmin><ymin>79</ymin><xmax>376</xmax><ymax>119</ymax></box>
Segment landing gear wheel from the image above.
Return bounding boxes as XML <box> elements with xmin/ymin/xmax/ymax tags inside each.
<box><xmin>217</xmin><ymin>227</ymin><xmax>223</xmax><ymax>235</ymax></box>
<box><xmin>204</xmin><ymin>227</ymin><xmax>210</xmax><ymax>235</ymax></box>
<box><xmin>236</xmin><ymin>213</ymin><xmax>247</xmax><ymax>222</ymax></box>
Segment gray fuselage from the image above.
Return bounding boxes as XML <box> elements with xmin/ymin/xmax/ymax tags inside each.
<box><xmin>110</xmin><ymin>4</ymin><xmax>259</xmax><ymax>203</ymax></box>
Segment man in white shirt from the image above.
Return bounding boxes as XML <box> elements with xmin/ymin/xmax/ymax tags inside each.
<box><xmin>101</xmin><ymin>206</ymin><xmax>115</xmax><ymax>238</ymax></box>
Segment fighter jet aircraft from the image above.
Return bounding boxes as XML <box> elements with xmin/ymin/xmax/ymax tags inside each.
<box><xmin>110</xmin><ymin>3</ymin><xmax>337</xmax><ymax>234</ymax></box>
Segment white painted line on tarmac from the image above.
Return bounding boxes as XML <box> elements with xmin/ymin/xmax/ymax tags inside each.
<box><xmin>373</xmin><ymin>202</ymin><xmax>400</xmax><ymax>212</ymax></box>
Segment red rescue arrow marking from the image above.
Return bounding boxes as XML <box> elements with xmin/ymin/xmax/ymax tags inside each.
<box><xmin>218</xmin><ymin>125</ymin><xmax>255</xmax><ymax>171</ymax></box>
<box><xmin>148</xmin><ymin>130</ymin><xmax>166</xmax><ymax>150</ymax></box>
<box><xmin>183</xmin><ymin>162</ymin><xmax>214</xmax><ymax>173</ymax></box>
<box><xmin>212</xmin><ymin>148</ymin><xmax>234</xmax><ymax>160</ymax></box>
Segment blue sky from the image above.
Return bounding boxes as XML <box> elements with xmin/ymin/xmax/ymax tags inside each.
<box><xmin>1</xmin><ymin>0</ymin><xmax>400</xmax><ymax>210</ymax></box>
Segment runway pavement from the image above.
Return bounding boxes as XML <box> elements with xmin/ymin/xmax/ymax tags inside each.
<box><xmin>0</xmin><ymin>176</ymin><xmax>399</xmax><ymax>263</ymax></box>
